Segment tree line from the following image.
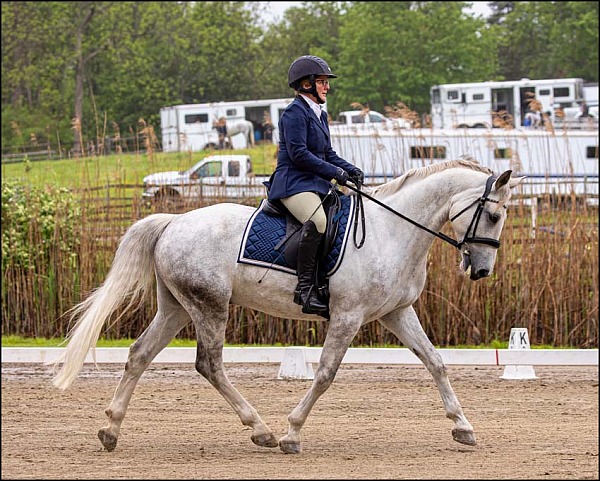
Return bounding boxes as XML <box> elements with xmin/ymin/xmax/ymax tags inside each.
<box><xmin>2</xmin><ymin>1</ymin><xmax>598</xmax><ymax>155</ymax></box>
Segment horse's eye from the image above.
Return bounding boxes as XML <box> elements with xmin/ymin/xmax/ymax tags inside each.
<box><xmin>488</xmin><ymin>211</ymin><xmax>501</xmax><ymax>224</ymax></box>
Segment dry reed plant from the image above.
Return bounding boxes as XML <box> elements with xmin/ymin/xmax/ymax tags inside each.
<box><xmin>10</xmin><ymin>121</ymin><xmax>23</xmax><ymax>153</ymax></box>
<box><xmin>1</xmin><ymin>187</ymin><xmax>597</xmax><ymax>347</ymax></box>
<box><xmin>111</xmin><ymin>121</ymin><xmax>123</xmax><ymax>154</ymax></box>
<box><xmin>138</xmin><ymin>118</ymin><xmax>159</xmax><ymax>162</ymax></box>
<box><xmin>71</xmin><ymin>117</ymin><xmax>85</xmax><ymax>158</ymax></box>
<box><xmin>491</xmin><ymin>110</ymin><xmax>514</xmax><ymax>129</ymax></box>
<box><xmin>384</xmin><ymin>101</ymin><xmax>421</xmax><ymax>128</ymax></box>
<box><xmin>350</xmin><ymin>101</ymin><xmax>370</xmax><ymax>116</ymax></box>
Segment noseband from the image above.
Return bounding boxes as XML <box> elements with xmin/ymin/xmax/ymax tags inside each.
<box><xmin>345</xmin><ymin>175</ymin><xmax>504</xmax><ymax>251</ymax></box>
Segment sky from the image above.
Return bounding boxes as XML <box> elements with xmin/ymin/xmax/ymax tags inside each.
<box><xmin>261</xmin><ymin>2</ymin><xmax>493</xmax><ymax>23</ymax></box>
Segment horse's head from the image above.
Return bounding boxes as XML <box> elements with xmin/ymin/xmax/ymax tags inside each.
<box><xmin>449</xmin><ymin>169</ymin><xmax>525</xmax><ymax>280</ymax></box>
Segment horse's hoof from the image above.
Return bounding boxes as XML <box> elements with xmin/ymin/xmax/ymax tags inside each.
<box><xmin>98</xmin><ymin>428</ymin><xmax>118</xmax><ymax>452</ymax></box>
<box><xmin>279</xmin><ymin>439</ymin><xmax>302</xmax><ymax>454</ymax></box>
<box><xmin>251</xmin><ymin>432</ymin><xmax>278</xmax><ymax>448</ymax></box>
<box><xmin>452</xmin><ymin>427</ymin><xmax>477</xmax><ymax>446</ymax></box>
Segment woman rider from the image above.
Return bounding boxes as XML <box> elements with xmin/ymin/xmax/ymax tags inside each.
<box><xmin>264</xmin><ymin>55</ymin><xmax>364</xmax><ymax>317</ymax></box>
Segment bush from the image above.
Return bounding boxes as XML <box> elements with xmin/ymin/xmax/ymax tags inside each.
<box><xmin>2</xmin><ymin>180</ymin><xmax>82</xmax><ymax>336</ymax></box>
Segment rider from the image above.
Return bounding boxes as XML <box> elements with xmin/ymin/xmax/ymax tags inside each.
<box><xmin>264</xmin><ymin>55</ymin><xmax>364</xmax><ymax>317</ymax></box>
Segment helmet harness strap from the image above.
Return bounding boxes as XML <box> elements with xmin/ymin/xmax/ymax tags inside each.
<box><xmin>296</xmin><ymin>75</ymin><xmax>325</xmax><ymax>104</ymax></box>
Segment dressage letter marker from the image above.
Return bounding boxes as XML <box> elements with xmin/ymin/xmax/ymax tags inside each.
<box><xmin>277</xmin><ymin>347</ymin><xmax>315</xmax><ymax>380</ymax></box>
<box><xmin>500</xmin><ymin>328</ymin><xmax>538</xmax><ymax>380</ymax></box>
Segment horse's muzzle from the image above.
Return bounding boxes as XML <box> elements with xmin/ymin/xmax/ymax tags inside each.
<box><xmin>461</xmin><ymin>251</ymin><xmax>489</xmax><ymax>280</ymax></box>
<box><xmin>470</xmin><ymin>268</ymin><xmax>490</xmax><ymax>280</ymax></box>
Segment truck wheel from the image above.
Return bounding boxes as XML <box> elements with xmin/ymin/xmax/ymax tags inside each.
<box><xmin>155</xmin><ymin>189</ymin><xmax>180</xmax><ymax>209</ymax></box>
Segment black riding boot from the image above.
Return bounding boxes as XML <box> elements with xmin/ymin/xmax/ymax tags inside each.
<box><xmin>293</xmin><ymin>220</ymin><xmax>329</xmax><ymax>316</ymax></box>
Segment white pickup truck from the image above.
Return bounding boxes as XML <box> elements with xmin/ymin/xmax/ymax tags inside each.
<box><xmin>330</xmin><ymin>110</ymin><xmax>411</xmax><ymax>130</ymax></box>
<box><xmin>142</xmin><ymin>154</ymin><xmax>269</xmax><ymax>201</ymax></box>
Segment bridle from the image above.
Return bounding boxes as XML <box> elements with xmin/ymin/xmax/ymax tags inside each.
<box><xmin>345</xmin><ymin>174</ymin><xmax>505</xmax><ymax>251</ymax></box>
<box><xmin>448</xmin><ymin>175</ymin><xmax>504</xmax><ymax>250</ymax></box>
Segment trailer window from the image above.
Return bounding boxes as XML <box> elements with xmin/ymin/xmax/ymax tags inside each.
<box><xmin>226</xmin><ymin>108</ymin><xmax>237</xmax><ymax>117</ymax></box>
<box><xmin>185</xmin><ymin>114</ymin><xmax>209</xmax><ymax>124</ymax></box>
<box><xmin>587</xmin><ymin>146</ymin><xmax>598</xmax><ymax>159</ymax></box>
<box><xmin>494</xmin><ymin>148</ymin><xmax>512</xmax><ymax>159</ymax></box>
<box><xmin>410</xmin><ymin>146</ymin><xmax>446</xmax><ymax>159</ymax></box>
<box><xmin>447</xmin><ymin>90</ymin><xmax>459</xmax><ymax>101</ymax></box>
<box><xmin>539</xmin><ymin>89</ymin><xmax>551</xmax><ymax>96</ymax></box>
<box><xmin>472</xmin><ymin>93</ymin><xmax>485</xmax><ymax>101</ymax></box>
<box><xmin>431</xmin><ymin>88</ymin><xmax>440</xmax><ymax>104</ymax></box>
<box><xmin>554</xmin><ymin>87</ymin><xmax>570</xmax><ymax>98</ymax></box>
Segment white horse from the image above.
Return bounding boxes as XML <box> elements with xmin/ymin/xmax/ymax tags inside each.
<box><xmin>51</xmin><ymin>159</ymin><xmax>523</xmax><ymax>454</ymax></box>
<box><xmin>225</xmin><ymin>119</ymin><xmax>255</xmax><ymax>148</ymax></box>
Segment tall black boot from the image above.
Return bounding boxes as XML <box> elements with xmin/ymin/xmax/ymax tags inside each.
<box><xmin>293</xmin><ymin>220</ymin><xmax>329</xmax><ymax>316</ymax></box>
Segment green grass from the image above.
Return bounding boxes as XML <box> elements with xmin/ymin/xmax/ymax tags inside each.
<box><xmin>1</xmin><ymin>144</ymin><xmax>278</xmax><ymax>189</ymax></box>
<box><xmin>7</xmin><ymin>335</ymin><xmax>573</xmax><ymax>350</ymax></box>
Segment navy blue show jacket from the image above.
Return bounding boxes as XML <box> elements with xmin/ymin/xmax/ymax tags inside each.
<box><xmin>264</xmin><ymin>95</ymin><xmax>356</xmax><ymax>200</ymax></box>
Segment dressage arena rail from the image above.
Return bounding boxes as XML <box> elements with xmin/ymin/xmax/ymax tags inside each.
<box><xmin>2</xmin><ymin>346</ymin><xmax>597</xmax><ymax>367</ymax></box>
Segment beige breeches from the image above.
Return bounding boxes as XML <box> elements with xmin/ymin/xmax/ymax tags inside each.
<box><xmin>281</xmin><ymin>192</ymin><xmax>326</xmax><ymax>234</ymax></box>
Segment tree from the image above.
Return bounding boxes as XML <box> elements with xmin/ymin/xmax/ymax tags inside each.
<box><xmin>331</xmin><ymin>2</ymin><xmax>498</xmax><ymax>116</ymax></box>
<box><xmin>1</xmin><ymin>2</ymin><xmax>74</xmax><ymax>152</ymax></box>
<box><xmin>255</xmin><ymin>2</ymin><xmax>346</xmax><ymax>100</ymax></box>
<box><xmin>494</xmin><ymin>2</ymin><xmax>598</xmax><ymax>81</ymax></box>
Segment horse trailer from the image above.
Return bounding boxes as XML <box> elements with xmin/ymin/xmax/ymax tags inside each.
<box><xmin>160</xmin><ymin>98</ymin><xmax>293</xmax><ymax>152</ymax></box>
<box><xmin>430</xmin><ymin>78</ymin><xmax>591</xmax><ymax>129</ymax></box>
<box><xmin>330</xmin><ymin>127</ymin><xmax>599</xmax><ymax>203</ymax></box>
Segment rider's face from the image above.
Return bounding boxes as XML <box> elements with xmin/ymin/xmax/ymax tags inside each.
<box><xmin>314</xmin><ymin>76</ymin><xmax>330</xmax><ymax>102</ymax></box>
<box><xmin>315</xmin><ymin>75</ymin><xmax>331</xmax><ymax>100</ymax></box>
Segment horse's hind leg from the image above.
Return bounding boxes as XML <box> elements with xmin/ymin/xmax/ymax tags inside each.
<box><xmin>380</xmin><ymin>306</ymin><xmax>476</xmax><ymax>446</ymax></box>
<box><xmin>98</xmin><ymin>278</ymin><xmax>190</xmax><ymax>452</ymax></box>
<box><xmin>188</xmin><ymin>301</ymin><xmax>278</xmax><ymax>449</ymax></box>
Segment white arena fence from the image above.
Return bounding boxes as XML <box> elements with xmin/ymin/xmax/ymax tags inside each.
<box><xmin>2</xmin><ymin>346</ymin><xmax>597</xmax><ymax>366</ymax></box>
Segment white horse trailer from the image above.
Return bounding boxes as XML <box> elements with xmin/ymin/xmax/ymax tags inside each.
<box><xmin>330</xmin><ymin>127</ymin><xmax>599</xmax><ymax>202</ymax></box>
<box><xmin>430</xmin><ymin>78</ymin><xmax>588</xmax><ymax>129</ymax></box>
<box><xmin>160</xmin><ymin>98</ymin><xmax>293</xmax><ymax>152</ymax></box>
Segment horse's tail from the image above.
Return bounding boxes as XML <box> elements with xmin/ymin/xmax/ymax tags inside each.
<box><xmin>50</xmin><ymin>213</ymin><xmax>176</xmax><ymax>390</ymax></box>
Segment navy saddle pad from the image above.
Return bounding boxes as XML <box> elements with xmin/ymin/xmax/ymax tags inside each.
<box><xmin>237</xmin><ymin>195</ymin><xmax>355</xmax><ymax>276</ymax></box>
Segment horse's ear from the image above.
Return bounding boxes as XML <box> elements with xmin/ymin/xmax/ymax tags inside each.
<box><xmin>508</xmin><ymin>176</ymin><xmax>526</xmax><ymax>189</ymax></box>
<box><xmin>494</xmin><ymin>170</ymin><xmax>526</xmax><ymax>191</ymax></box>
<box><xmin>494</xmin><ymin>170</ymin><xmax>512</xmax><ymax>190</ymax></box>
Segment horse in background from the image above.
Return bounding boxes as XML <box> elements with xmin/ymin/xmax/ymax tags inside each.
<box><xmin>214</xmin><ymin>117</ymin><xmax>255</xmax><ymax>149</ymax></box>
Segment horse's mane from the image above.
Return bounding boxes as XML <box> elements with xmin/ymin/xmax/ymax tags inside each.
<box><xmin>367</xmin><ymin>158</ymin><xmax>493</xmax><ymax>197</ymax></box>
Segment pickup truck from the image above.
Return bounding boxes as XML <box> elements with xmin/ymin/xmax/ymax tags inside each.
<box><xmin>330</xmin><ymin>110</ymin><xmax>411</xmax><ymax>130</ymax></box>
<box><xmin>142</xmin><ymin>154</ymin><xmax>269</xmax><ymax>201</ymax></box>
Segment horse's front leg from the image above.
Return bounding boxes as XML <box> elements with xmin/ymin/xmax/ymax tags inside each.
<box><xmin>380</xmin><ymin>306</ymin><xmax>476</xmax><ymax>446</ymax></box>
<box><xmin>279</xmin><ymin>315</ymin><xmax>363</xmax><ymax>454</ymax></box>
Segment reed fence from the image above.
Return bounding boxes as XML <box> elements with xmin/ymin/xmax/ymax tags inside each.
<box><xmin>1</xmin><ymin>184</ymin><xmax>598</xmax><ymax>347</ymax></box>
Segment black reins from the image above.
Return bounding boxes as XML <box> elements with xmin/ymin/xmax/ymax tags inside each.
<box><xmin>344</xmin><ymin>174</ymin><xmax>503</xmax><ymax>251</ymax></box>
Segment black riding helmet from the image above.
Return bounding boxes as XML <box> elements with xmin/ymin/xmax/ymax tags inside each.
<box><xmin>288</xmin><ymin>55</ymin><xmax>337</xmax><ymax>104</ymax></box>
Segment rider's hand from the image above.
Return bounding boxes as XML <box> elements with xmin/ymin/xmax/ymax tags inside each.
<box><xmin>333</xmin><ymin>167</ymin><xmax>349</xmax><ymax>186</ymax></box>
<box><xmin>349</xmin><ymin>168</ymin><xmax>364</xmax><ymax>187</ymax></box>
